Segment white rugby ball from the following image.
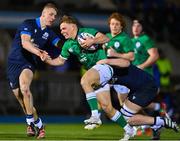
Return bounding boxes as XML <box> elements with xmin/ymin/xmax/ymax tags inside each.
<box><xmin>77</xmin><ymin>32</ymin><xmax>98</xmax><ymax>50</ymax></box>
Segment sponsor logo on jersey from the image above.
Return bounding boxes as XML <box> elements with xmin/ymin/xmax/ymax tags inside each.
<box><xmin>79</xmin><ymin>54</ymin><xmax>87</xmax><ymax>62</ymax></box>
<box><xmin>80</xmin><ymin>57</ymin><xmax>87</xmax><ymax>62</ymax></box>
<box><xmin>114</xmin><ymin>41</ymin><xmax>120</xmax><ymax>48</ymax></box>
<box><xmin>42</xmin><ymin>32</ymin><xmax>49</xmax><ymax>40</ymax></box>
<box><xmin>135</xmin><ymin>42</ymin><xmax>141</xmax><ymax>48</ymax></box>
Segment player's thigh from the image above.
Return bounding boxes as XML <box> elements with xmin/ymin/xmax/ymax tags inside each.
<box><xmin>118</xmin><ymin>94</ymin><xmax>128</xmax><ymax>105</ymax></box>
<box><xmin>129</xmin><ymin>86</ymin><xmax>157</xmax><ymax>107</ymax></box>
<box><xmin>7</xmin><ymin>63</ymin><xmax>22</xmax><ymax>89</ymax></box>
<box><xmin>125</xmin><ymin>85</ymin><xmax>158</xmax><ymax>112</ymax></box>
<box><xmin>81</xmin><ymin>68</ymin><xmax>100</xmax><ymax>85</ymax></box>
<box><xmin>113</xmin><ymin>84</ymin><xmax>130</xmax><ymax>94</ymax></box>
<box><xmin>19</xmin><ymin>69</ymin><xmax>34</xmax><ymax>87</ymax></box>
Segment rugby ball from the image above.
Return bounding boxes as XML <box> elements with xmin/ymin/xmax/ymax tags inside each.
<box><xmin>77</xmin><ymin>32</ymin><xmax>98</xmax><ymax>50</ymax></box>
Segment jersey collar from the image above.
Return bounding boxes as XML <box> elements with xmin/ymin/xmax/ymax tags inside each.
<box><xmin>36</xmin><ymin>17</ymin><xmax>41</xmax><ymax>28</ymax></box>
<box><xmin>74</xmin><ymin>28</ymin><xmax>79</xmax><ymax>40</ymax></box>
<box><xmin>36</xmin><ymin>17</ymin><xmax>47</xmax><ymax>30</ymax></box>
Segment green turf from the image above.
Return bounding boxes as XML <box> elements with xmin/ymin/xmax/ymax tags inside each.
<box><xmin>0</xmin><ymin>123</ymin><xmax>179</xmax><ymax>140</ymax></box>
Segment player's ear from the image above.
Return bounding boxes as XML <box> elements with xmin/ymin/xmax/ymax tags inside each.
<box><xmin>72</xmin><ymin>24</ymin><xmax>77</xmax><ymax>31</ymax></box>
<box><xmin>72</xmin><ymin>24</ymin><xmax>76</xmax><ymax>28</ymax></box>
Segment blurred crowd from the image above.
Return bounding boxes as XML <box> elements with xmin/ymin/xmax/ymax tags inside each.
<box><xmin>0</xmin><ymin>0</ymin><xmax>179</xmax><ymax>46</ymax></box>
<box><xmin>111</xmin><ymin>0</ymin><xmax>179</xmax><ymax>49</ymax></box>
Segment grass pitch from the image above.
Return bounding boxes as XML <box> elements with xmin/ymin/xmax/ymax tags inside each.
<box><xmin>0</xmin><ymin>123</ymin><xmax>179</xmax><ymax>140</ymax></box>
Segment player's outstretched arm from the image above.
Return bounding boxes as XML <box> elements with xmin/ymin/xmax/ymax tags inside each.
<box><xmin>45</xmin><ymin>56</ymin><xmax>65</xmax><ymax>66</ymax></box>
<box><xmin>21</xmin><ymin>34</ymin><xmax>44</xmax><ymax>57</ymax></box>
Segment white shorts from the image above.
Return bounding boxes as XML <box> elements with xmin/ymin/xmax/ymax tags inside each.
<box><xmin>113</xmin><ymin>84</ymin><xmax>130</xmax><ymax>94</ymax></box>
<box><xmin>92</xmin><ymin>64</ymin><xmax>113</xmax><ymax>86</ymax></box>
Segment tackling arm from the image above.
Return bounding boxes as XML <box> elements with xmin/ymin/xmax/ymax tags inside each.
<box><xmin>45</xmin><ymin>56</ymin><xmax>66</xmax><ymax>66</ymax></box>
<box><xmin>21</xmin><ymin>34</ymin><xmax>50</xmax><ymax>61</ymax></box>
<box><xmin>21</xmin><ymin>34</ymin><xmax>43</xmax><ymax>56</ymax></box>
<box><xmin>107</xmin><ymin>48</ymin><xmax>134</xmax><ymax>61</ymax></box>
<box><xmin>97</xmin><ymin>58</ymin><xmax>130</xmax><ymax>68</ymax></box>
<box><xmin>93</xmin><ymin>32</ymin><xmax>110</xmax><ymax>44</ymax></box>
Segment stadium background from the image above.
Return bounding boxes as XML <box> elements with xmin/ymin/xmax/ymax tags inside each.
<box><xmin>0</xmin><ymin>0</ymin><xmax>180</xmax><ymax>125</ymax></box>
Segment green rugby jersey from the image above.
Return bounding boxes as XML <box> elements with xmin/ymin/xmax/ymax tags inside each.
<box><xmin>105</xmin><ymin>32</ymin><xmax>134</xmax><ymax>54</ymax></box>
<box><xmin>132</xmin><ymin>34</ymin><xmax>155</xmax><ymax>75</ymax></box>
<box><xmin>60</xmin><ymin>28</ymin><xmax>107</xmax><ymax>70</ymax></box>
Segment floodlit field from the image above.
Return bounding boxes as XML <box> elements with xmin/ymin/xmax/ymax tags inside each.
<box><xmin>0</xmin><ymin>123</ymin><xmax>179</xmax><ymax>140</ymax></box>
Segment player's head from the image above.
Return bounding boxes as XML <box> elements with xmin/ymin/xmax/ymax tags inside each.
<box><xmin>132</xmin><ymin>19</ymin><xmax>144</xmax><ymax>37</ymax></box>
<box><xmin>60</xmin><ymin>15</ymin><xmax>78</xmax><ymax>39</ymax></box>
<box><xmin>41</xmin><ymin>3</ymin><xmax>58</xmax><ymax>27</ymax></box>
<box><xmin>108</xmin><ymin>12</ymin><xmax>126</xmax><ymax>36</ymax></box>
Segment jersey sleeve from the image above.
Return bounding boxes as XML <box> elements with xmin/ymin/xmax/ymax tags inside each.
<box><xmin>48</xmin><ymin>30</ymin><xmax>61</xmax><ymax>47</ymax></box>
<box><xmin>60</xmin><ymin>41</ymin><xmax>70</xmax><ymax>60</ymax></box>
<box><xmin>19</xmin><ymin>20</ymin><xmax>33</xmax><ymax>36</ymax></box>
<box><xmin>86</xmin><ymin>28</ymin><xmax>98</xmax><ymax>36</ymax></box>
<box><xmin>144</xmin><ymin>36</ymin><xmax>155</xmax><ymax>50</ymax></box>
<box><xmin>123</xmin><ymin>37</ymin><xmax>135</xmax><ymax>53</ymax></box>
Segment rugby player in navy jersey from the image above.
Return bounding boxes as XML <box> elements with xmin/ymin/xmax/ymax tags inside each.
<box><xmin>7</xmin><ymin>3</ymin><xmax>62</xmax><ymax>139</ymax></box>
<box><xmin>80</xmin><ymin>58</ymin><xmax>179</xmax><ymax>140</ymax></box>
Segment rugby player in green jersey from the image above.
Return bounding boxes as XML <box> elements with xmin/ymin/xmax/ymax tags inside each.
<box><xmin>103</xmin><ymin>12</ymin><xmax>135</xmax><ymax>105</ymax></box>
<box><xmin>132</xmin><ymin>20</ymin><xmax>159</xmax><ymax>75</ymax></box>
<box><xmin>131</xmin><ymin>19</ymin><xmax>166</xmax><ymax>139</ymax></box>
<box><xmin>45</xmin><ymin>15</ymin><xmax>136</xmax><ymax>140</ymax></box>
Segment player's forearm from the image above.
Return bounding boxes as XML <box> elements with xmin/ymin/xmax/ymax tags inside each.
<box><xmin>45</xmin><ymin>57</ymin><xmax>65</xmax><ymax>66</ymax></box>
<box><xmin>106</xmin><ymin>58</ymin><xmax>130</xmax><ymax>67</ymax></box>
<box><xmin>140</xmin><ymin>48</ymin><xmax>159</xmax><ymax>69</ymax></box>
<box><xmin>138</xmin><ymin>56</ymin><xmax>158</xmax><ymax>69</ymax></box>
<box><xmin>21</xmin><ymin>40</ymin><xmax>42</xmax><ymax>57</ymax></box>
<box><xmin>93</xmin><ymin>33</ymin><xmax>110</xmax><ymax>44</ymax></box>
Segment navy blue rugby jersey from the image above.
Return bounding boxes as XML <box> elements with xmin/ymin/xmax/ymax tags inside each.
<box><xmin>8</xmin><ymin>17</ymin><xmax>61</xmax><ymax>66</ymax></box>
<box><xmin>112</xmin><ymin>64</ymin><xmax>157</xmax><ymax>92</ymax></box>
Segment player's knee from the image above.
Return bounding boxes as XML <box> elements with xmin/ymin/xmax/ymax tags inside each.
<box><xmin>20</xmin><ymin>84</ymin><xmax>30</xmax><ymax>96</ymax></box>
<box><xmin>80</xmin><ymin>77</ymin><xmax>91</xmax><ymax>89</ymax></box>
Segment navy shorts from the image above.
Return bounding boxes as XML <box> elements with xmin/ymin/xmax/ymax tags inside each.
<box><xmin>128</xmin><ymin>81</ymin><xmax>158</xmax><ymax>107</ymax></box>
<box><xmin>7</xmin><ymin>61</ymin><xmax>35</xmax><ymax>89</ymax></box>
